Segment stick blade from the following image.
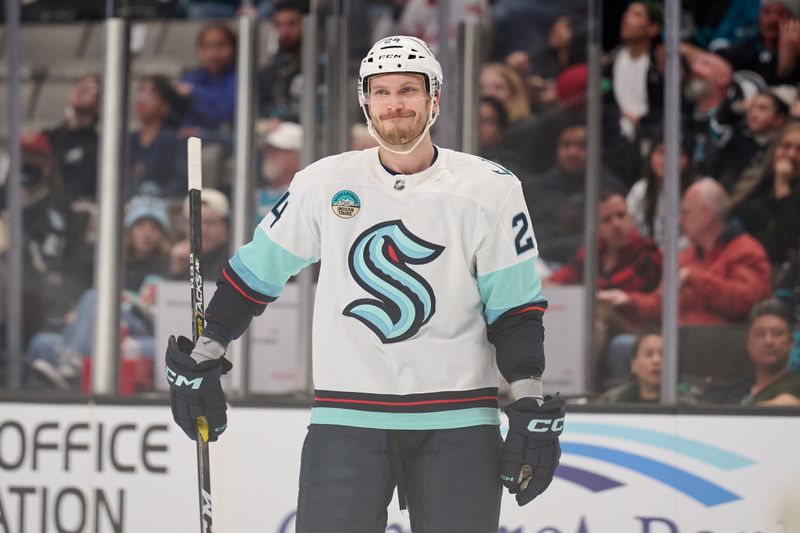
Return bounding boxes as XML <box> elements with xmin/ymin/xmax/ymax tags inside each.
<box><xmin>188</xmin><ymin>136</ymin><xmax>202</xmax><ymax>191</ymax></box>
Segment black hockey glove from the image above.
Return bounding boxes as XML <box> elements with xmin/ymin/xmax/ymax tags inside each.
<box><xmin>501</xmin><ymin>396</ymin><xmax>565</xmax><ymax>506</ymax></box>
<box><xmin>165</xmin><ymin>335</ymin><xmax>232</xmax><ymax>442</ymax></box>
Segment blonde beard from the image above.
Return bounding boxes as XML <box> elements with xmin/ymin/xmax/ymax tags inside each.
<box><xmin>372</xmin><ymin>104</ymin><xmax>430</xmax><ymax>148</ymax></box>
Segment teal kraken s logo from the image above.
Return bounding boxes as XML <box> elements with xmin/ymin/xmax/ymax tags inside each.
<box><xmin>344</xmin><ymin>220</ymin><xmax>444</xmax><ymax>343</ymax></box>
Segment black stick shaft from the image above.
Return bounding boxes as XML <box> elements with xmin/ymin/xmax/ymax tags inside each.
<box><xmin>189</xmin><ymin>187</ymin><xmax>204</xmax><ymax>343</ymax></box>
<box><xmin>188</xmin><ymin>136</ymin><xmax>213</xmax><ymax>533</ymax></box>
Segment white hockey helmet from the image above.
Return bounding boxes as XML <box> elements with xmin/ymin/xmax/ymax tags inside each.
<box><xmin>358</xmin><ymin>35</ymin><xmax>444</xmax><ymax>124</ymax></box>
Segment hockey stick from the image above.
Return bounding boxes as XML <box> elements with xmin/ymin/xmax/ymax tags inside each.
<box><xmin>188</xmin><ymin>136</ymin><xmax>213</xmax><ymax>532</ymax></box>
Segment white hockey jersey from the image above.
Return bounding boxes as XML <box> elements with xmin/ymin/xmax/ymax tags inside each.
<box><xmin>228</xmin><ymin>146</ymin><xmax>546</xmax><ymax>430</ymax></box>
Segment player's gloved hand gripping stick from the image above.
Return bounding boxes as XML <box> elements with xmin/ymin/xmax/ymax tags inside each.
<box><xmin>166</xmin><ymin>334</ymin><xmax>231</xmax><ymax>441</ymax></box>
<box><xmin>501</xmin><ymin>383</ymin><xmax>565</xmax><ymax>506</ymax></box>
<box><xmin>164</xmin><ymin>137</ymin><xmax>232</xmax><ymax>532</ymax></box>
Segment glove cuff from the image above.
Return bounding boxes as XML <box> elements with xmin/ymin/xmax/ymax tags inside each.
<box><xmin>510</xmin><ymin>377</ymin><xmax>543</xmax><ymax>404</ymax></box>
<box><xmin>191</xmin><ymin>334</ymin><xmax>227</xmax><ymax>364</ymax></box>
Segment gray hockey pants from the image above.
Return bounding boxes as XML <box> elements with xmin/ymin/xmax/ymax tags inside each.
<box><xmin>295</xmin><ymin>424</ymin><xmax>503</xmax><ymax>533</ymax></box>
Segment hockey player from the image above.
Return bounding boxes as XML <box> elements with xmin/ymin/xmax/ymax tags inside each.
<box><xmin>165</xmin><ymin>35</ymin><xmax>564</xmax><ymax>532</ymax></box>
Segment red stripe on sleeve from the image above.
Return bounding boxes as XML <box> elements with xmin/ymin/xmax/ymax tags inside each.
<box><xmin>510</xmin><ymin>305</ymin><xmax>547</xmax><ymax>316</ymax></box>
<box><xmin>223</xmin><ymin>267</ymin><xmax>272</xmax><ymax>305</ymax></box>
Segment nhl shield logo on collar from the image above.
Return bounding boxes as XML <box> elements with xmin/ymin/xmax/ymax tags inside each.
<box><xmin>331</xmin><ymin>190</ymin><xmax>361</xmax><ymax>219</ymax></box>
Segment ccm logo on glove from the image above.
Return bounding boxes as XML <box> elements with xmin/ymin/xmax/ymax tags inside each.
<box><xmin>165</xmin><ymin>367</ymin><xmax>204</xmax><ymax>390</ymax></box>
<box><xmin>501</xmin><ymin>396</ymin><xmax>565</xmax><ymax>506</ymax></box>
<box><xmin>527</xmin><ymin>417</ymin><xmax>565</xmax><ymax>432</ymax></box>
<box><xmin>165</xmin><ymin>335</ymin><xmax>231</xmax><ymax>442</ymax></box>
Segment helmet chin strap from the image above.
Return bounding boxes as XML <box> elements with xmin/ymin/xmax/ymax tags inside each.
<box><xmin>366</xmin><ymin>101</ymin><xmax>438</xmax><ymax>156</ymax></box>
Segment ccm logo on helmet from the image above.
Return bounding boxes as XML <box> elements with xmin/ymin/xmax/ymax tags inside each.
<box><xmin>527</xmin><ymin>417</ymin><xmax>565</xmax><ymax>433</ymax></box>
<box><xmin>378</xmin><ymin>54</ymin><xmax>403</xmax><ymax>59</ymax></box>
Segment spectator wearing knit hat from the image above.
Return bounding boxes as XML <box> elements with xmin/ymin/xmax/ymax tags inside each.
<box><xmin>24</xmin><ymin>194</ymin><xmax>172</xmax><ymax>389</ymax></box>
<box><xmin>717</xmin><ymin>0</ymin><xmax>800</xmax><ymax>85</ymax></box>
<box><xmin>123</xmin><ymin>195</ymin><xmax>172</xmax><ymax>292</ymax></box>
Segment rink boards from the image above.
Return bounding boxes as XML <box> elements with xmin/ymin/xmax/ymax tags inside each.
<box><xmin>0</xmin><ymin>403</ymin><xmax>798</xmax><ymax>533</ymax></box>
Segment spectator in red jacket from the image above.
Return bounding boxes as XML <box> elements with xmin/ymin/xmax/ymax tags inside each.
<box><xmin>598</xmin><ymin>178</ymin><xmax>772</xmax><ymax>325</ymax></box>
<box><xmin>549</xmin><ymin>189</ymin><xmax>662</xmax><ymax>384</ymax></box>
<box><xmin>549</xmin><ymin>189</ymin><xmax>662</xmax><ymax>293</ymax></box>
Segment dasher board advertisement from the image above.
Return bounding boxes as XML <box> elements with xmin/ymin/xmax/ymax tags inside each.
<box><xmin>1</xmin><ymin>403</ymin><xmax>798</xmax><ymax>532</ymax></box>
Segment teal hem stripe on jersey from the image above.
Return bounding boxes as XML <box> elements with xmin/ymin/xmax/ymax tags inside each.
<box><xmin>231</xmin><ymin>228</ymin><xmax>314</xmax><ymax>297</ymax></box>
<box><xmin>478</xmin><ymin>257</ymin><xmax>543</xmax><ymax>325</ymax></box>
<box><xmin>310</xmin><ymin>407</ymin><xmax>500</xmax><ymax>429</ymax></box>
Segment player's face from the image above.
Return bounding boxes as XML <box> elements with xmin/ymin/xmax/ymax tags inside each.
<box><xmin>367</xmin><ymin>73</ymin><xmax>432</xmax><ymax>148</ymax></box>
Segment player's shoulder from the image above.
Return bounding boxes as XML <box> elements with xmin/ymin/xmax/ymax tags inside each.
<box><xmin>291</xmin><ymin>149</ymin><xmax>372</xmax><ymax>190</ymax></box>
<box><xmin>443</xmin><ymin>149</ymin><xmax>522</xmax><ymax>186</ymax></box>
<box><xmin>440</xmin><ymin>148</ymin><xmax>523</xmax><ymax>206</ymax></box>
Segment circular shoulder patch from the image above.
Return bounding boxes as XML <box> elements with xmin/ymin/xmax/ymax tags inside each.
<box><xmin>331</xmin><ymin>190</ymin><xmax>361</xmax><ymax>219</ymax></box>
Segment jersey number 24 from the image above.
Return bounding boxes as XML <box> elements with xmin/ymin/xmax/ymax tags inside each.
<box><xmin>512</xmin><ymin>212</ymin><xmax>535</xmax><ymax>255</ymax></box>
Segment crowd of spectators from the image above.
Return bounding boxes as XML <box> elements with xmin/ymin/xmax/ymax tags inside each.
<box><xmin>481</xmin><ymin>0</ymin><xmax>800</xmax><ymax>402</ymax></box>
<box><xmin>0</xmin><ymin>4</ymin><xmax>313</xmax><ymax>389</ymax></box>
<box><xmin>2</xmin><ymin>0</ymin><xmax>800</xmax><ymax>403</ymax></box>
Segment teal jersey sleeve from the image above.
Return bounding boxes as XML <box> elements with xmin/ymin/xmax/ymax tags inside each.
<box><xmin>228</xmin><ymin>175</ymin><xmax>321</xmax><ymax>299</ymax></box>
<box><xmin>475</xmin><ymin>183</ymin><xmax>546</xmax><ymax>325</ymax></box>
